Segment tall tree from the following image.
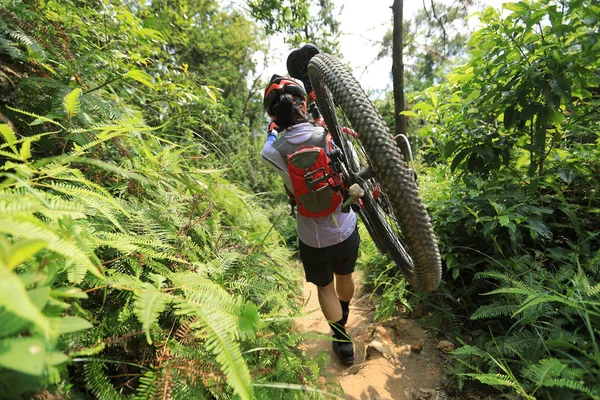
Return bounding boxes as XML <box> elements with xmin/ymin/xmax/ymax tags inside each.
<box><xmin>392</xmin><ymin>0</ymin><xmax>406</xmax><ymax>137</ymax></box>
<box><xmin>247</xmin><ymin>0</ymin><xmax>342</xmax><ymax>55</ymax></box>
<box><xmin>403</xmin><ymin>0</ymin><xmax>471</xmax><ymax>91</ymax></box>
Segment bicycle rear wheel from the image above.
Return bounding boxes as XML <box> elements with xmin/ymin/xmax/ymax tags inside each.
<box><xmin>308</xmin><ymin>54</ymin><xmax>441</xmax><ymax>292</ymax></box>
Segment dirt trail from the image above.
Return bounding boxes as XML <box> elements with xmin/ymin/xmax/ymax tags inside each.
<box><xmin>294</xmin><ymin>272</ymin><xmax>447</xmax><ymax>399</ymax></box>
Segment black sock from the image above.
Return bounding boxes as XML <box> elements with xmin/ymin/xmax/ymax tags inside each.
<box><xmin>329</xmin><ymin>319</ymin><xmax>350</xmax><ymax>341</ymax></box>
<box><xmin>340</xmin><ymin>300</ymin><xmax>350</xmax><ymax>326</ymax></box>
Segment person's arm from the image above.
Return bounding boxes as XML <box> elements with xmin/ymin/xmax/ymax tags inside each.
<box><xmin>265</xmin><ymin>121</ymin><xmax>279</xmax><ymax>144</ymax></box>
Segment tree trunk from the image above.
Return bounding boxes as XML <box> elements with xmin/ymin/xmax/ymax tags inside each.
<box><xmin>392</xmin><ymin>0</ymin><xmax>406</xmax><ymax>137</ymax></box>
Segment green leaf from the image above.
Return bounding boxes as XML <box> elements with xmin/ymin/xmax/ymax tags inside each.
<box><xmin>1</xmin><ymin>239</ymin><xmax>47</xmax><ymax>271</ymax></box>
<box><xmin>238</xmin><ymin>303</ymin><xmax>260</xmax><ymax>340</ymax></box>
<box><xmin>0</xmin><ymin>124</ymin><xmax>18</xmax><ymax>155</ymax></box>
<box><xmin>125</xmin><ymin>70</ymin><xmax>155</xmax><ymax>89</ymax></box>
<box><xmin>0</xmin><ymin>336</ymin><xmax>46</xmax><ymax>375</ymax></box>
<box><xmin>504</xmin><ymin>105</ymin><xmax>516</xmax><ymax>129</ymax></box>
<box><xmin>134</xmin><ymin>284</ymin><xmax>170</xmax><ymax>344</ymax></box>
<box><xmin>19</xmin><ymin>136</ymin><xmax>37</xmax><ymax>161</ymax></box>
<box><xmin>0</xmin><ymin>267</ymin><xmax>49</xmax><ymax>337</ymax></box>
<box><xmin>498</xmin><ymin>215</ymin><xmax>510</xmax><ymax>227</ymax></box>
<box><xmin>549</xmin><ymin>78</ymin><xmax>571</xmax><ymax>101</ymax></box>
<box><xmin>558</xmin><ymin>169</ymin><xmax>574</xmax><ymax>185</ymax></box>
<box><xmin>50</xmin><ymin>287</ymin><xmax>88</xmax><ymax>299</ymax></box>
<box><xmin>28</xmin><ymin>287</ymin><xmax>51</xmax><ymax>311</ymax></box>
<box><xmin>0</xmin><ymin>309</ymin><xmax>30</xmax><ymax>338</ymax></box>
<box><xmin>49</xmin><ymin>316</ymin><xmax>92</xmax><ymax>335</ymax></box>
<box><xmin>525</xmin><ymin>217</ymin><xmax>552</xmax><ymax>239</ymax></box>
<box><xmin>443</xmin><ymin>141</ymin><xmax>457</xmax><ymax>158</ymax></box>
<box><xmin>399</xmin><ymin>110</ymin><xmax>419</xmax><ymax>118</ymax></box>
<box><xmin>465</xmin><ymin>373</ymin><xmax>518</xmax><ymax>388</ymax></box>
<box><xmin>203</xmin><ymin>85</ymin><xmax>217</xmax><ymax>104</ymax></box>
<box><xmin>63</xmin><ymin>88</ymin><xmax>82</xmax><ymax>120</ymax></box>
<box><xmin>46</xmin><ymin>351</ymin><xmax>69</xmax><ymax>367</ymax></box>
<box><xmin>450</xmin><ymin>149</ymin><xmax>470</xmax><ymax>172</ymax></box>
<box><xmin>428</xmin><ymin>90</ymin><xmax>439</xmax><ymax>108</ymax></box>
<box><xmin>503</xmin><ymin>2</ymin><xmax>529</xmax><ymax>13</ymax></box>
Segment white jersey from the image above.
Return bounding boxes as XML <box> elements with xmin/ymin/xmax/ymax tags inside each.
<box><xmin>261</xmin><ymin>122</ymin><xmax>357</xmax><ymax>248</ymax></box>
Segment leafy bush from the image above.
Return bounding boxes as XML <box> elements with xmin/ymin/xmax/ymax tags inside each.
<box><xmin>0</xmin><ymin>1</ymin><xmax>339</xmax><ymax>399</ymax></box>
<box><xmin>380</xmin><ymin>0</ymin><xmax>600</xmax><ymax>398</ymax></box>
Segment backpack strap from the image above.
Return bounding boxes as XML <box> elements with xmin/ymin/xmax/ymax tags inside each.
<box><xmin>272</xmin><ymin>127</ymin><xmax>327</xmax><ymax>160</ymax></box>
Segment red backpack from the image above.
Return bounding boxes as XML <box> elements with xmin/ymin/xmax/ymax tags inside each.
<box><xmin>273</xmin><ymin>128</ymin><xmax>344</xmax><ymax>218</ymax></box>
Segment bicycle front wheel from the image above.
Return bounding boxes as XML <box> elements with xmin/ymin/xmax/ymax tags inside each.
<box><xmin>308</xmin><ymin>53</ymin><xmax>442</xmax><ymax>292</ymax></box>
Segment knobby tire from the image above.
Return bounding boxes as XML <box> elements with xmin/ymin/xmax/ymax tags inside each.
<box><xmin>308</xmin><ymin>54</ymin><xmax>442</xmax><ymax>292</ymax></box>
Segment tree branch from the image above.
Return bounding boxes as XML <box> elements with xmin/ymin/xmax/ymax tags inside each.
<box><xmin>430</xmin><ymin>0</ymin><xmax>447</xmax><ymax>52</ymax></box>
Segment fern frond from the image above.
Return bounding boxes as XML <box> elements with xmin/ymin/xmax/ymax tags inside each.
<box><xmin>134</xmin><ymin>283</ymin><xmax>171</xmax><ymax>344</ymax></box>
<box><xmin>105</xmin><ymin>272</ymin><xmax>146</xmax><ymax>290</ymax></box>
<box><xmin>483</xmin><ymin>287</ymin><xmax>532</xmax><ymax>296</ymax></box>
<box><xmin>63</xmin><ymin>88</ymin><xmax>82</xmax><ymax>120</ymax></box>
<box><xmin>73</xmin><ymin>157</ymin><xmax>150</xmax><ymax>184</ymax></box>
<box><xmin>189</xmin><ymin>304</ymin><xmax>253</xmax><ymax>400</ymax></box>
<box><xmin>0</xmin><ymin>31</ymin><xmax>26</xmax><ymax>60</ymax></box>
<box><xmin>19</xmin><ymin>76</ymin><xmax>66</xmax><ymax>91</ymax></box>
<box><xmin>587</xmin><ymin>283</ymin><xmax>600</xmax><ymax>297</ymax></box>
<box><xmin>66</xmin><ymin>131</ymin><xmax>124</xmax><ymax>157</ymax></box>
<box><xmin>474</xmin><ymin>270</ymin><xmax>531</xmax><ymax>290</ymax></box>
<box><xmin>463</xmin><ymin>372</ymin><xmax>520</xmax><ymax>389</ymax></box>
<box><xmin>49</xmin><ymin>182</ymin><xmax>130</xmax><ymax>219</ymax></box>
<box><xmin>84</xmin><ymin>362</ymin><xmax>121</xmax><ymax>400</ymax></box>
<box><xmin>0</xmin><ymin>193</ymin><xmax>84</xmax><ymax>219</ymax></box>
<box><xmin>97</xmin><ymin>232</ymin><xmax>171</xmax><ymax>254</ymax></box>
<box><xmin>53</xmin><ymin>166</ymin><xmax>118</xmax><ymax>198</ymax></box>
<box><xmin>6</xmin><ymin>105</ymin><xmax>65</xmax><ymax>129</ymax></box>
<box><xmin>526</xmin><ymin>358</ymin><xmax>567</xmax><ymax>385</ymax></box>
<box><xmin>134</xmin><ymin>370</ymin><xmax>158</xmax><ymax>399</ymax></box>
<box><xmin>0</xmin><ymin>124</ymin><xmax>17</xmax><ymax>154</ymax></box>
<box><xmin>541</xmin><ymin>378</ymin><xmax>599</xmax><ymax>399</ymax></box>
<box><xmin>500</xmin><ymin>329</ymin><xmax>542</xmax><ymax>357</ymax></box>
<box><xmin>71</xmin><ymin>118</ymin><xmax>163</xmax><ymax>135</ymax></box>
<box><xmin>451</xmin><ymin>345</ymin><xmax>488</xmax><ymax>357</ymax></box>
<box><xmin>0</xmin><ymin>216</ymin><xmax>102</xmax><ymax>281</ymax></box>
<box><xmin>170</xmin><ymin>273</ymin><xmax>253</xmax><ymax>399</ymax></box>
<box><xmin>172</xmin><ymin>273</ymin><xmax>243</xmax><ymax>321</ymax></box>
<box><xmin>471</xmin><ymin>300</ymin><xmax>519</xmax><ymax>320</ymax></box>
<box><xmin>514</xmin><ymin>293</ymin><xmax>579</xmax><ymax>317</ymax></box>
<box><xmin>0</xmin><ymin>148</ymin><xmax>21</xmax><ymax>160</ymax></box>
<box><xmin>8</xmin><ymin>30</ymin><xmax>46</xmax><ymax>58</ymax></box>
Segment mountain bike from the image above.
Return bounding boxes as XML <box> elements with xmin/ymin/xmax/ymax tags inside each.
<box><xmin>288</xmin><ymin>45</ymin><xmax>442</xmax><ymax>292</ymax></box>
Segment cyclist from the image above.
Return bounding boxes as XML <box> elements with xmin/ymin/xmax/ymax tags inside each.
<box><xmin>261</xmin><ymin>74</ymin><xmax>359</xmax><ymax>365</ymax></box>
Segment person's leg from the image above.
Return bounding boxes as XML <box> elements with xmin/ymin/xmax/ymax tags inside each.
<box><xmin>318</xmin><ymin>281</ymin><xmax>353</xmax><ymax>364</ymax></box>
<box><xmin>299</xmin><ymin>238</ymin><xmax>355</xmax><ymax>364</ymax></box>
<box><xmin>317</xmin><ymin>281</ymin><xmax>343</xmax><ymax>322</ymax></box>
<box><xmin>334</xmin><ymin>272</ymin><xmax>354</xmax><ymax>326</ymax></box>
<box><xmin>331</xmin><ymin>226</ymin><xmax>360</xmax><ymax>327</ymax></box>
<box><xmin>334</xmin><ymin>272</ymin><xmax>354</xmax><ymax>302</ymax></box>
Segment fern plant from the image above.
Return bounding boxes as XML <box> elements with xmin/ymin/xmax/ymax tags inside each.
<box><xmin>450</xmin><ymin>253</ymin><xmax>600</xmax><ymax>400</ymax></box>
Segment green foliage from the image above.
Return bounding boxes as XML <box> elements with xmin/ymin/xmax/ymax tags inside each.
<box><xmin>0</xmin><ymin>1</ymin><xmax>337</xmax><ymax>399</ymax></box>
<box><xmin>367</xmin><ymin>0</ymin><xmax>600</xmax><ymax>398</ymax></box>
<box><xmin>378</xmin><ymin>0</ymin><xmax>472</xmax><ymax>92</ymax></box>
<box><xmin>247</xmin><ymin>0</ymin><xmax>342</xmax><ymax>55</ymax></box>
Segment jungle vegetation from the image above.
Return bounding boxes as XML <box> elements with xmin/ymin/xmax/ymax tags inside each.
<box><xmin>0</xmin><ymin>0</ymin><xmax>598</xmax><ymax>399</ymax></box>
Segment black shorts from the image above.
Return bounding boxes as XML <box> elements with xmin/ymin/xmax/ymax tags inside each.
<box><xmin>299</xmin><ymin>226</ymin><xmax>360</xmax><ymax>287</ymax></box>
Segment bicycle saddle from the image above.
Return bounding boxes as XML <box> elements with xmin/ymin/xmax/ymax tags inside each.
<box><xmin>286</xmin><ymin>44</ymin><xmax>320</xmax><ymax>91</ymax></box>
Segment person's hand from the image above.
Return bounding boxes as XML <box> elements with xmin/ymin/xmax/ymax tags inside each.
<box><xmin>268</xmin><ymin>121</ymin><xmax>281</xmax><ymax>135</ymax></box>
